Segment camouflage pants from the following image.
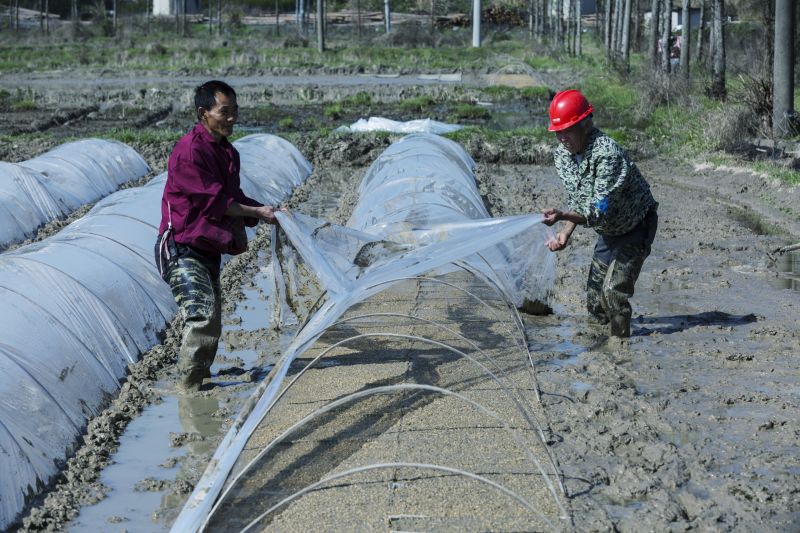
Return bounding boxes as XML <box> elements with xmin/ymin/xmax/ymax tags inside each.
<box><xmin>587</xmin><ymin>207</ymin><xmax>658</xmax><ymax>337</ymax></box>
<box><xmin>162</xmin><ymin>245</ymin><xmax>222</xmax><ymax>389</ymax></box>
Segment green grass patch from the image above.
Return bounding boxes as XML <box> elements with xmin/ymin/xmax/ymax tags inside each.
<box><xmin>10</xmin><ymin>99</ymin><xmax>37</xmax><ymax>111</ymax></box>
<box><xmin>399</xmin><ymin>95</ymin><xmax>437</xmax><ymax>113</ymax></box>
<box><xmin>444</xmin><ymin>125</ymin><xmax>551</xmax><ymax>145</ymax></box>
<box><xmin>480</xmin><ymin>85</ymin><xmax>550</xmax><ymax>102</ymax></box>
<box><xmin>323</xmin><ymin>103</ymin><xmax>343</xmax><ymax>119</ymax></box>
<box><xmin>101</xmin><ymin>127</ymin><xmax>182</xmax><ymax>145</ymax></box>
<box><xmin>450</xmin><ymin>103</ymin><xmax>491</xmax><ymax>120</ymax></box>
<box><xmin>278</xmin><ymin>117</ymin><xmax>295</xmax><ymax>129</ymax></box>
<box><xmin>340</xmin><ymin>91</ymin><xmax>373</xmax><ymax>107</ymax></box>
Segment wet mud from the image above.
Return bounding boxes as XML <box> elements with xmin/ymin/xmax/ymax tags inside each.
<box><xmin>7</xmin><ymin>95</ymin><xmax>800</xmax><ymax>531</ymax></box>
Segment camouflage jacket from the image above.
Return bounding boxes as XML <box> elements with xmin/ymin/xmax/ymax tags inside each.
<box><xmin>553</xmin><ymin>128</ymin><xmax>656</xmax><ymax>236</ymax></box>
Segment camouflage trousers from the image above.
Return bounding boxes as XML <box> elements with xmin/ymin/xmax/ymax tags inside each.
<box><xmin>162</xmin><ymin>245</ymin><xmax>222</xmax><ymax>390</ymax></box>
<box><xmin>587</xmin><ymin>207</ymin><xmax>658</xmax><ymax>337</ymax></box>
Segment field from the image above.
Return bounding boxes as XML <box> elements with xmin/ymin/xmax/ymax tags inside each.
<box><xmin>2</xmin><ymin>15</ymin><xmax>800</xmax><ymax>532</ymax></box>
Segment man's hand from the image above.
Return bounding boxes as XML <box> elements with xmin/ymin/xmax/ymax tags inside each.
<box><xmin>546</xmin><ymin>231</ymin><xmax>570</xmax><ymax>252</ymax></box>
<box><xmin>542</xmin><ymin>208</ymin><xmax>562</xmax><ymax>226</ymax></box>
<box><xmin>254</xmin><ymin>205</ymin><xmax>288</xmax><ymax>225</ymax></box>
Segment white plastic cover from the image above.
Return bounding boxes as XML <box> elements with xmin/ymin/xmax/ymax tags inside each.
<box><xmin>336</xmin><ymin>116</ymin><xmax>463</xmax><ymax>134</ymax></box>
<box><xmin>0</xmin><ymin>162</ymin><xmax>68</xmax><ymax>250</ymax></box>
<box><xmin>173</xmin><ymin>133</ymin><xmax>556</xmax><ymax>531</ymax></box>
<box><xmin>0</xmin><ymin>134</ymin><xmax>312</xmax><ymax>530</ymax></box>
<box><xmin>0</xmin><ymin>140</ymin><xmax>150</xmax><ymax>251</ymax></box>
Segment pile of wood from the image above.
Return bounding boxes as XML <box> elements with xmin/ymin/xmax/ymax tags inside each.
<box><xmin>482</xmin><ymin>5</ymin><xmax>524</xmax><ymax>26</ymax></box>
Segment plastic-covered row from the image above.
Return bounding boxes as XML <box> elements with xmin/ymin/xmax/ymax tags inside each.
<box><xmin>0</xmin><ymin>139</ymin><xmax>150</xmax><ymax>251</ymax></box>
<box><xmin>0</xmin><ymin>134</ymin><xmax>312</xmax><ymax>531</ymax></box>
<box><xmin>173</xmin><ymin>133</ymin><xmax>559</xmax><ymax>532</ymax></box>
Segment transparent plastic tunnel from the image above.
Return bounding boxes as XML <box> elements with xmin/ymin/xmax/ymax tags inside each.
<box><xmin>0</xmin><ymin>134</ymin><xmax>312</xmax><ymax>531</ymax></box>
<box><xmin>174</xmin><ymin>133</ymin><xmax>565</xmax><ymax>532</ymax></box>
<box><xmin>0</xmin><ymin>139</ymin><xmax>150</xmax><ymax>251</ymax></box>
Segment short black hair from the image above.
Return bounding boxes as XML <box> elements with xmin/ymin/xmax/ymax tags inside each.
<box><xmin>194</xmin><ymin>80</ymin><xmax>236</xmax><ymax>113</ymax></box>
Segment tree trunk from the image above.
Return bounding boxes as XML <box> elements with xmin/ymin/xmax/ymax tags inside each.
<box><xmin>182</xmin><ymin>0</ymin><xmax>187</xmax><ymax>36</ymax></box>
<box><xmin>632</xmin><ymin>0</ymin><xmax>640</xmax><ymax>52</ymax></box>
<box><xmin>316</xmin><ymin>0</ymin><xmax>324</xmax><ymax>51</ymax></box>
<box><xmin>695</xmin><ymin>0</ymin><xmax>704</xmax><ymax>63</ymax></box>
<box><xmin>112</xmin><ymin>0</ymin><xmax>117</xmax><ymax>35</ymax></box>
<box><xmin>216</xmin><ymin>0</ymin><xmax>221</xmax><ymax>36</ymax></box>
<box><xmin>680</xmin><ymin>0</ymin><xmax>690</xmax><ymax>77</ymax></box>
<box><xmin>622</xmin><ymin>0</ymin><xmax>632</xmax><ymax>65</ymax></box>
<box><xmin>565</xmin><ymin>0</ymin><xmax>572</xmax><ymax>52</ymax></box>
<box><xmin>710</xmin><ymin>0</ymin><xmax>725</xmax><ymax>98</ymax></box>
<box><xmin>614</xmin><ymin>0</ymin><xmax>625</xmax><ymax>53</ymax></box>
<box><xmin>773</xmin><ymin>0</ymin><xmax>796</xmax><ymax>136</ymax></box>
<box><xmin>649</xmin><ymin>0</ymin><xmax>659</xmax><ymax>66</ymax></box>
<box><xmin>576</xmin><ymin>0</ymin><xmax>582</xmax><ymax>55</ymax></box>
<box><xmin>605</xmin><ymin>0</ymin><xmax>613</xmax><ymax>57</ymax></box>
<box><xmin>660</xmin><ymin>0</ymin><xmax>671</xmax><ymax>72</ymax></box>
<box><xmin>356</xmin><ymin>0</ymin><xmax>361</xmax><ymax>38</ymax></box>
<box><xmin>553</xmin><ymin>0</ymin><xmax>561</xmax><ymax>48</ymax></box>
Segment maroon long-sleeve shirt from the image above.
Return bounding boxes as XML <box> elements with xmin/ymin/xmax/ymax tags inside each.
<box><xmin>159</xmin><ymin>123</ymin><xmax>260</xmax><ymax>261</ymax></box>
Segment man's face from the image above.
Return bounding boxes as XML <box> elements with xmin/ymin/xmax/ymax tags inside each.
<box><xmin>200</xmin><ymin>92</ymin><xmax>238</xmax><ymax>140</ymax></box>
<box><xmin>554</xmin><ymin>121</ymin><xmax>589</xmax><ymax>155</ymax></box>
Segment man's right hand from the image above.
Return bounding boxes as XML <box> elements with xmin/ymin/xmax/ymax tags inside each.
<box><xmin>542</xmin><ymin>208</ymin><xmax>562</xmax><ymax>226</ymax></box>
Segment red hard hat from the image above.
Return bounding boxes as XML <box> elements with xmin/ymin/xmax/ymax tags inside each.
<box><xmin>548</xmin><ymin>89</ymin><xmax>593</xmax><ymax>132</ymax></box>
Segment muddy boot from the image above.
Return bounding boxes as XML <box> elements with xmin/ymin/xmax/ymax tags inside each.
<box><xmin>168</xmin><ymin>255</ymin><xmax>222</xmax><ymax>392</ymax></box>
<box><xmin>609</xmin><ymin>314</ymin><xmax>631</xmax><ymax>338</ymax></box>
<box><xmin>587</xmin><ymin>254</ymin><xmax>611</xmax><ymax>325</ymax></box>
<box><xmin>178</xmin><ymin>368</ymin><xmax>206</xmax><ymax>392</ymax></box>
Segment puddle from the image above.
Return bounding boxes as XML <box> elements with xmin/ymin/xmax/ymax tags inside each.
<box><xmin>769</xmin><ymin>251</ymin><xmax>800</xmax><ymax>291</ymax></box>
<box><xmin>570</xmin><ymin>380</ymin><xmax>593</xmax><ymax>392</ymax></box>
<box><xmin>68</xmin><ymin>396</ymin><xmax>182</xmax><ymax>533</ymax></box>
<box><xmin>550</xmin><ymin>354</ymin><xmax>580</xmax><ymax>369</ymax></box>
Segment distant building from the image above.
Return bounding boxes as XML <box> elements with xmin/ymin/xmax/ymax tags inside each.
<box><xmin>153</xmin><ymin>0</ymin><xmax>201</xmax><ymax>16</ymax></box>
<box><xmin>644</xmin><ymin>7</ymin><xmax>703</xmax><ymax>30</ymax></box>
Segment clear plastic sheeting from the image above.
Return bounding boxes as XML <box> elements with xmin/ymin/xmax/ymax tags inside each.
<box><xmin>0</xmin><ymin>140</ymin><xmax>150</xmax><ymax>250</ymax></box>
<box><xmin>173</xmin><ymin>134</ymin><xmax>561</xmax><ymax>532</ymax></box>
<box><xmin>0</xmin><ymin>162</ymin><xmax>68</xmax><ymax>250</ymax></box>
<box><xmin>335</xmin><ymin>116</ymin><xmax>463</xmax><ymax>134</ymax></box>
<box><xmin>0</xmin><ymin>134</ymin><xmax>312</xmax><ymax>531</ymax></box>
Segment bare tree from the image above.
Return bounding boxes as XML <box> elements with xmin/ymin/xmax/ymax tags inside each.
<box><xmin>621</xmin><ymin>0</ymin><xmax>632</xmax><ymax>65</ymax></box>
<box><xmin>217</xmin><ymin>0</ymin><xmax>222</xmax><ymax>36</ymax></box>
<box><xmin>773</xmin><ymin>0</ymin><xmax>796</xmax><ymax>136</ymax></box>
<box><xmin>632</xmin><ymin>0</ymin><xmax>640</xmax><ymax>51</ymax></box>
<box><xmin>709</xmin><ymin>0</ymin><xmax>725</xmax><ymax>98</ymax></box>
<box><xmin>680</xmin><ymin>0</ymin><xmax>690</xmax><ymax>77</ymax></box>
<box><xmin>575</xmin><ymin>0</ymin><xmax>582</xmax><ymax>55</ymax></box>
<box><xmin>649</xmin><ymin>0</ymin><xmax>660</xmax><ymax>66</ymax></box>
<box><xmin>695</xmin><ymin>0</ymin><xmax>704</xmax><ymax>63</ymax></box>
<box><xmin>660</xmin><ymin>0</ymin><xmax>671</xmax><ymax>72</ymax></box>
<box><xmin>605</xmin><ymin>0</ymin><xmax>613</xmax><ymax>57</ymax></box>
<box><xmin>316</xmin><ymin>0</ymin><xmax>324</xmax><ymax>51</ymax></box>
<box><xmin>71</xmin><ymin>0</ymin><xmax>79</xmax><ymax>36</ymax></box>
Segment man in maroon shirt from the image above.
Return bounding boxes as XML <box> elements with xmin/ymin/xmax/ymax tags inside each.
<box><xmin>155</xmin><ymin>80</ymin><xmax>279</xmax><ymax>391</ymax></box>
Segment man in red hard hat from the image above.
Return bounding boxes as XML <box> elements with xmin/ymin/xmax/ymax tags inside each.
<box><xmin>541</xmin><ymin>89</ymin><xmax>658</xmax><ymax>338</ymax></box>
